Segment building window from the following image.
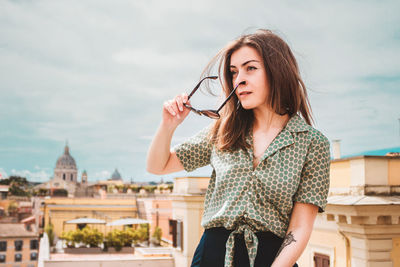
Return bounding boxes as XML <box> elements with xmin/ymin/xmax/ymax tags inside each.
<box><xmin>30</xmin><ymin>252</ymin><xmax>37</xmax><ymax>260</ymax></box>
<box><xmin>0</xmin><ymin>254</ymin><xmax>5</xmax><ymax>263</ymax></box>
<box><xmin>77</xmin><ymin>223</ymin><xmax>87</xmax><ymax>230</ymax></box>
<box><xmin>30</xmin><ymin>240</ymin><xmax>38</xmax><ymax>250</ymax></box>
<box><xmin>314</xmin><ymin>252</ymin><xmax>330</xmax><ymax>267</ymax></box>
<box><xmin>15</xmin><ymin>253</ymin><xmax>22</xmax><ymax>262</ymax></box>
<box><xmin>0</xmin><ymin>241</ymin><xmax>6</xmax><ymax>251</ymax></box>
<box><xmin>71</xmin><ymin>174</ymin><xmax>73</xmax><ymax>181</ymax></box>
<box><xmin>14</xmin><ymin>240</ymin><xmax>23</xmax><ymax>251</ymax></box>
<box><xmin>63</xmin><ymin>173</ymin><xmax>66</xmax><ymax>180</ymax></box>
<box><xmin>169</xmin><ymin>219</ymin><xmax>183</xmax><ymax>250</ymax></box>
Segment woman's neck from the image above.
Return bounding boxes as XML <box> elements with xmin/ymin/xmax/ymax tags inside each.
<box><xmin>252</xmin><ymin>105</ymin><xmax>289</xmax><ymax>131</ymax></box>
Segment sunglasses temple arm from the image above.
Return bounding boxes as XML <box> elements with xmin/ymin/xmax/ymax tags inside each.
<box><xmin>187</xmin><ymin>82</ymin><xmax>201</xmax><ymax>100</ymax></box>
<box><xmin>187</xmin><ymin>76</ymin><xmax>212</xmax><ymax>100</ymax></box>
<box><xmin>216</xmin><ymin>83</ymin><xmax>241</xmax><ymax>113</ymax></box>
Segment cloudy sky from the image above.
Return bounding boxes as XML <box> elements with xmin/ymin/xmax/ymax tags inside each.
<box><xmin>1</xmin><ymin>0</ymin><xmax>399</xmax><ymax>183</ymax></box>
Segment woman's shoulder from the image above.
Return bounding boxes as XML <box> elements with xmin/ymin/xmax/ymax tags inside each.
<box><xmin>307</xmin><ymin>126</ymin><xmax>329</xmax><ymax>145</ymax></box>
<box><xmin>288</xmin><ymin>115</ymin><xmax>329</xmax><ymax>149</ymax></box>
<box><xmin>288</xmin><ymin>114</ymin><xmax>329</xmax><ymax>144</ymax></box>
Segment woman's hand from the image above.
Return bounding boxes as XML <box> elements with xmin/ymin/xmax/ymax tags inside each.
<box><xmin>162</xmin><ymin>93</ymin><xmax>191</xmax><ymax>128</ymax></box>
<box><xmin>146</xmin><ymin>93</ymin><xmax>189</xmax><ymax>175</ymax></box>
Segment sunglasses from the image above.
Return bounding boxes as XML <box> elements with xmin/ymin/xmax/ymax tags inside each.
<box><xmin>183</xmin><ymin>76</ymin><xmax>245</xmax><ymax>119</ymax></box>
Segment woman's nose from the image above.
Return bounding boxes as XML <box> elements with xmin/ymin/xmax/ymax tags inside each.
<box><xmin>234</xmin><ymin>72</ymin><xmax>246</xmax><ymax>87</ymax></box>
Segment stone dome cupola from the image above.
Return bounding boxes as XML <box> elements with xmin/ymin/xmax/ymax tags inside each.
<box><xmin>54</xmin><ymin>142</ymin><xmax>78</xmax><ymax>183</ymax></box>
<box><xmin>56</xmin><ymin>144</ymin><xmax>77</xmax><ymax>170</ymax></box>
<box><xmin>110</xmin><ymin>168</ymin><xmax>122</xmax><ymax>181</ymax></box>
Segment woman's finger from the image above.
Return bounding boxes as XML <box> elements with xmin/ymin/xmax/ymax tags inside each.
<box><xmin>182</xmin><ymin>93</ymin><xmax>189</xmax><ymax>106</ymax></box>
<box><xmin>164</xmin><ymin>101</ymin><xmax>176</xmax><ymax>116</ymax></box>
<box><xmin>176</xmin><ymin>95</ymin><xmax>184</xmax><ymax>112</ymax></box>
<box><xmin>169</xmin><ymin>99</ymin><xmax>180</xmax><ymax>118</ymax></box>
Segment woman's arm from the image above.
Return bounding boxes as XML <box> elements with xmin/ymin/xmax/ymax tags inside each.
<box><xmin>271</xmin><ymin>202</ymin><xmax>319</xmax><ymax>267</ymax></box>
<box><xmin>146</xmin><ymin>93</ymin><xmax>190</xmax><ymax>175</ymax></box>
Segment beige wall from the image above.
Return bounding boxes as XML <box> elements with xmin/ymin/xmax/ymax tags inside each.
<box><xmin>298</xmin><ymin>214</ymin><xmax>348</xmax><ymax>267</ymax></box>
<box><xmin>364</xmin><ymin>158</ymin><xmax>388</xmax><ymax>185</ymax></box>
<box><xmin>330</xmin><ymin>156</ymin><xmax>400</xmax><ymax>193</ymax></box>
<box><xmin>151</xmin><ymin>199</ymin><xmax>173</xmax><ymax>242</ymax></box>
<box><xmin>330</xmin><ymin>160</ymin><xmax>351</xmax><ymax>187</ymax></box>
<box><xmin>0</xmin><ymin>237</ymin><xmax>38</xmax><ymax>267</ymax></box>
<box><xmin>44</xmin><ymin>258</ymin><xmax>174</xmax><ymax>267</ymax></box>
<box><xmin>172</xmin><ymin>177</ymin><xmax>209</xmax><ymax>267</ymax></box>
<box><xmin>392</xmin><ymin>237</ymin><xmax>400</xmax><ymax>266</ymax></box>
<box><xmin>43</xmin><ymin>198</ymin><xmax>137</xmax><ymax>237</ymax></box>
<box><xmin>388</xmin><ymin>159</ymin><xmax>400</xmax><ymax>185</ymax></box>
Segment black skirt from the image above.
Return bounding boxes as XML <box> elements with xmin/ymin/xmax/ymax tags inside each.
<box><xmin>190</xmin><ymin>227</ymin><xmax>298</xmax><ymax>267</ymax></box>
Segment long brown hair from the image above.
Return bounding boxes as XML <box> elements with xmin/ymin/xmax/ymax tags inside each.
<box><xmin>203</xmin><ymin>29</ymin><xmax>313</xmax><ymax>151</ymax></box>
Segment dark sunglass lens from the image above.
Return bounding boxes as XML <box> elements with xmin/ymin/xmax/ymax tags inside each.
<box><xmin>202</xmin><ymin>110</ymin><xmax>220</xmax><ymax>119</ymax></box>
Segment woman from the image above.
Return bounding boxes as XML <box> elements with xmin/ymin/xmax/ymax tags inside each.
<box><xmin>147</xmin><ymin>29</ymin><xmax>330</xmax><ymax>267</ymax></box>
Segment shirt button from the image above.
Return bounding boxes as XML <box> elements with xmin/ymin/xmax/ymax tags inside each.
<box><xmin>247</xmin><ymin>191</ymin><xmax>252</xmax><ymax>196</ymax></box>
<box><xmin>243</xmin><ymin>213</ymin><xmax>248</xmax><ymax>218</ymax></box>
<box><xmin>251</xmin><ymin>172</ymin><xmax>255</xmax><ymax>176</ymax></box>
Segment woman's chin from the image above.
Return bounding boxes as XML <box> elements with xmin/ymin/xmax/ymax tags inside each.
<box><xmin>240</xmin><ymin>103</ymin><xmax>254</xmax><ymax>110</ymax></box>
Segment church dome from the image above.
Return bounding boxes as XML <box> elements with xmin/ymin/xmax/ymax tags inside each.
<box><xmin>110</xmin><ymin>169</ymin><xmax>122</xmax><ymax>180</ymax></box>
<box><xmin>55</xmin><ymin>145</ymin><xmax>77</xmax><ymax>170</ymax></box>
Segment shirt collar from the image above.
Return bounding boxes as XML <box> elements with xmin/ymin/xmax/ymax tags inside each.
<box><xmin>244</xmin><ymin>114</ymin><xmax>311</xmax><ymax>160</ymax></box>
<box><xmin>284</xmin><ymin>114</ymin><xmax>312</xmax><ymax>133</ymax></box>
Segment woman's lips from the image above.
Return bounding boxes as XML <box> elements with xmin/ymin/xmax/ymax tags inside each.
<box><xmin>238</xmin><ymin>91</ymin><xmax>252</xmax><ymax>97</ymax></box>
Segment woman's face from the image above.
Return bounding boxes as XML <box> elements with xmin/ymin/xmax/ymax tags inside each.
<box><xmin>230</xmin><ymin>46</ymin><xmax>269</xmax><ymax>111</ymax></box>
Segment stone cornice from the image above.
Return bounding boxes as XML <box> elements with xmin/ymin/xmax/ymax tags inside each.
<box><xmin>321</xmin><ymin>203</ymin><xmax>400</xmax><ymax>238</ymax></box>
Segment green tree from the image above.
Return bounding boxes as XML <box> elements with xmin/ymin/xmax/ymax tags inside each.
<box><xmin>60</xmin><ymin>231</ymin><xmax>75</xmax><ymax>248</ymax></box>
<box><xmin>1</xmin><ymin>176</ymin><xmax>30</xmax><ymax>196</ymax></box>
<box><xmin>52</xmin><ymin>189</ymin><xmax>68</xmax><ymax>197</ymax></box>
<box><xmin>143</xmin><ymin>185</ymin><xmax>157</xmax><ymax>193</ymax></box>
<box><xmin>136</xmin><ymin>224</ymin><xmax>149</xmax><ymax>242</ymax></box>
<box><xmin>0</xmin><ymin>176</ymin><xmax>28</xmax><ymax>186</ymax></box>
<box><xmin>81</xmin><ymin>227</ymin><xmax>103</xmax><ymax>247</ymax></box>
<box><xmin>45</xmin><ymin>223</ymin><xmax>55</xmax><ymax>246</ymax></box>
<box><xmin>38</xmin><ymin>188</ymin><xmax>49</xmax><ymax>196</ymax></box>
<box><xmin>71</xmin><ymin>228</ymin><xmax>84</xmax><ymax>245</ymax></box>
<box><xmin>151</xmin><ymin>226</ymin><xmax>162</xmax><ymax>246</ymax></box>
<box><xmin>7</xmin><ymin>201</ymin><xmax>18</xmax><ymax>216</ymax></box>
<box><xmin>106</xmin><ymin>229</ymin><xmax>124</xmax><ymax>251</ymax></box>
<box><xmin>107</xmin><ymin>185</ymin><xmax>115</xmax><ymax>194</ymax></box>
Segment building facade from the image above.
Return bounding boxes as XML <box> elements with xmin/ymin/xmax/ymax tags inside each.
<box><xmin>0</xmin><ymin>223</ymin><xmax>39</xmax><ymax>267</ymax></box>
<box><xmin>298</xmin><ymin>155</ymin><xmax>400</xmax><ymax>267</ymax></box>
<box><xmin>43</xmin><ymin>198</ymin><xmax>138</xmax><ymax>237</ymax></box>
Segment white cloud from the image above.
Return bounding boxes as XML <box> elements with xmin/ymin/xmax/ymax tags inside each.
<box><xmin>10</xmin><ymin>168</ymin><xmax>51</xmax><ymax>183</ymax></box>
<box><xmin>0</xmin><ymin>168</ymin><xmax>8</xmax><ymax>179</ymax></box>
<box><xmin>93</xmin><ymin>170</ymin><xmax>112</xmax><ymax>181</ymax></box>
<box><xmin>0</xmin><ymin>0</ymin><xmax>399</xmax><ymax>180</ymax></box>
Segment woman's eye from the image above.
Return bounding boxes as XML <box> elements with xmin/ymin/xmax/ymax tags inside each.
<box><xmin>230</xmin><ymin>70</ymin><xmax>237</xmax><ymax>76</ymax></box>
<box><xmin>247</xmin><ymin>66</ymin><xmax>256</xmax><ymax>71</ymax></box>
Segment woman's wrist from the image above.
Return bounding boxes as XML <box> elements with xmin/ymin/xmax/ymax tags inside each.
<box><xmin>160</xmin><ymin>120</ymin><xmax>178</xmax><ymax>133</ymax></box>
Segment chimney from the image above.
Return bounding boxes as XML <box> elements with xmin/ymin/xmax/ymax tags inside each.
<box><xmin>332</xmin><ymin>140</ymin><xmax>341</xmax><ymax>160</ymax></box>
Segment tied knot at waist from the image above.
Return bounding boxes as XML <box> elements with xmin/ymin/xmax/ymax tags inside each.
<box><xmin>224</xmin><ymin>224</ymin><xmax>259</xmax><ymax>267</ymax></box>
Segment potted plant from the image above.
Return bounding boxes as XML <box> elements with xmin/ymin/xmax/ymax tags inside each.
<box><xmin>151</xmin><ymin>226</ymin><xmax>162</xmax><ymax>246</ymax></box>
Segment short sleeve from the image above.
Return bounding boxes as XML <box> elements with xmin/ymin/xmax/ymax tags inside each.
<box><xmin>173</xmin><ymin>126</ymin><xmax>213</xmax><ymax>172</ymax></box>
<box><xmin>293</xmin><ymin>132</ymin><xmax>331</xmax><ymax>212</ymax></box>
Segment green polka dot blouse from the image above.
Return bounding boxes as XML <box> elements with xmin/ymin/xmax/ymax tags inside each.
<box><xmin>174</xmin><ymin>114</ymin><xmax>331</xmax><ymax>267</ymax></box>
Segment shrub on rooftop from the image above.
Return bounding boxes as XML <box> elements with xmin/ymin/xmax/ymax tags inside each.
<box><xmin>136</xmin><ymin>224</ymin><xmax>149</xmax><ymax>243</ymax></box>
<box><xmin>82</xmin><ymin>227</ymin><xmax>104</xmax><ymax>247</ymax></box>
<box><xmin>105</xmin><ymin>229</ymin><xmax>124</xmax><ymax>251</ymax></box>
<box><xmin>44</xmin><ymin>222</ymin><xmax>55</xmax><ymax>246</ymax></box>
<box><xmin>151</xmin><ymin>226</ymin><xmax>162</xmax><ymax>246</ymax></box>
